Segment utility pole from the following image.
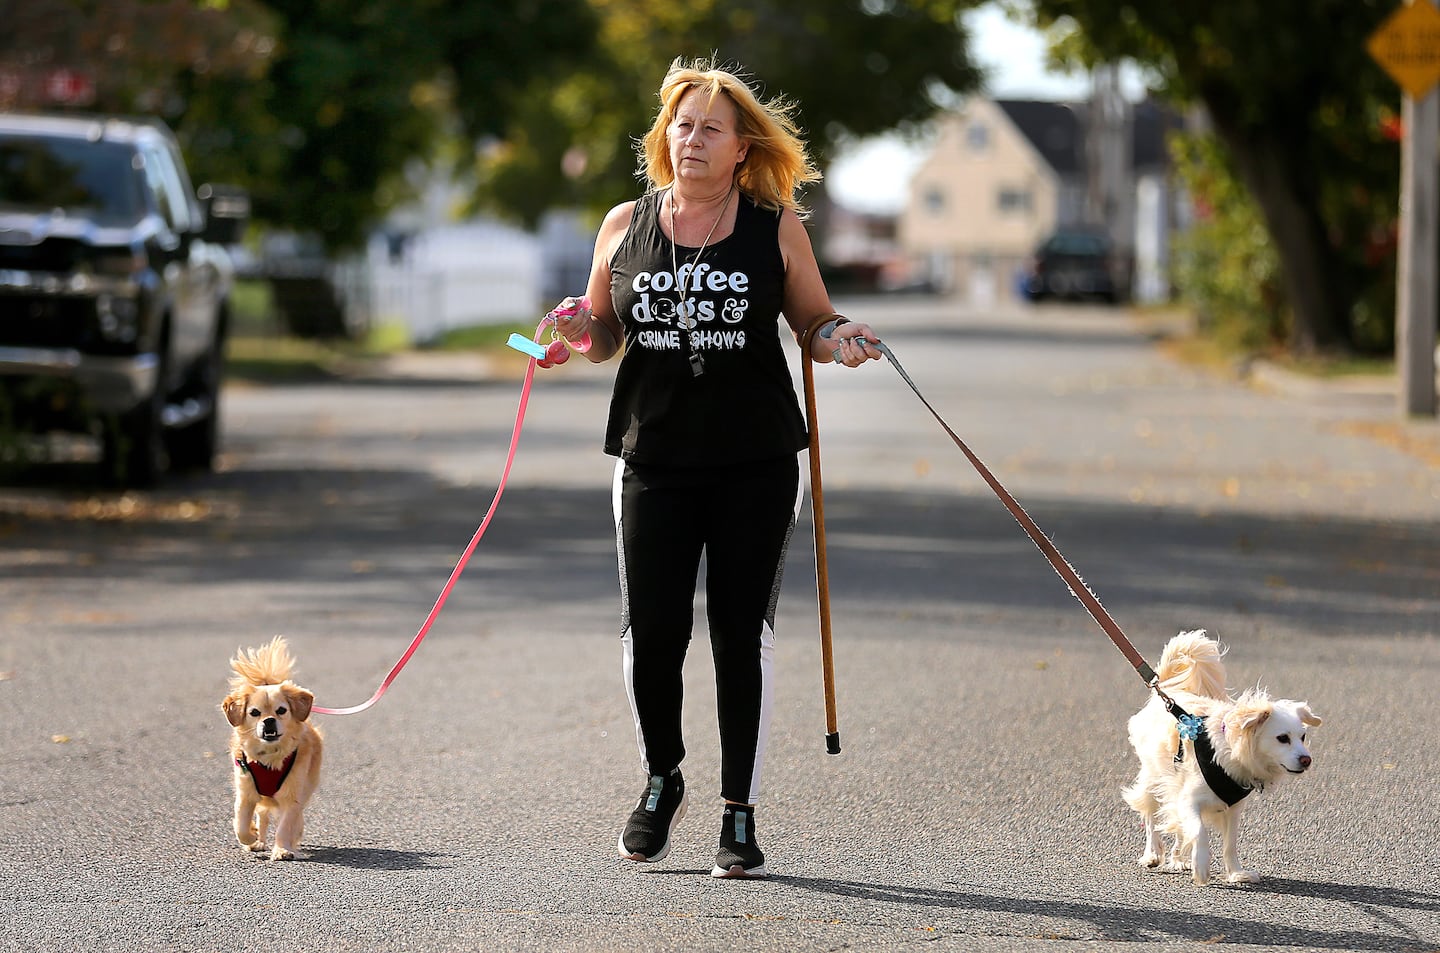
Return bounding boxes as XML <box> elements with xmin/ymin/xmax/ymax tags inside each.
<box><xmin>1087</xmin><ymin>65</ymin><xmax>1132</xmax><ymax>294</ymax></box>
<box><xmin>1368</xmin><ymin>0</ymin><xmax>1440</xmax><ymax>418</ymax></box>
<box><xmin>1397</xmin><ymin>82</ymin><xmax>1439</xmax><ymax>417</ymax></box>
<box><xmin>1086</xmin><ymin>66</ymin><xmax>1129</xmax><ymax>231</ymax></box>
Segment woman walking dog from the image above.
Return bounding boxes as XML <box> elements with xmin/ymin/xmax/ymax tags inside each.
<box><xmin>549</xmin><ymin>56</ymin><xmax>880</xmax><ymax>878</ymax></box>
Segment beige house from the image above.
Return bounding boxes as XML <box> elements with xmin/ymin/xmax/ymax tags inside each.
<box><xmin>896</xmin><ymin>96</ymin><xmax>1181</xmax><ymax>303</ymax></box>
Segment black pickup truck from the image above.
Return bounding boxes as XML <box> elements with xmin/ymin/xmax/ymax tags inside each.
<box><xmin>0</xmin><ymin>113</ymin><xmax>247</xmax><ymax>486</ymax></box>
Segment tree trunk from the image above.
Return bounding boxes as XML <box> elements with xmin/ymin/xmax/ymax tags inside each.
<box><xmin>1205</xmin><ymin>102</ymin><xmax>1352</xmax><ymax>355</ymax></box>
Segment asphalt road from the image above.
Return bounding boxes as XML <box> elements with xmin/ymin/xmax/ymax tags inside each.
<box><xmin>2</xmin><ymin>297</ymin><xmax>1437</xmax><ymax>952</ymax></box>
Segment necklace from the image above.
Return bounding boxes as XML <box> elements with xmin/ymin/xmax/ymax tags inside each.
<box><xmin>668</xmin><ymin>184</ymin><xmax>735</xmax><ymax>376</ymax></box>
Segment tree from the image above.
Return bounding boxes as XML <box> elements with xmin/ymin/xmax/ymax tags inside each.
<box><xmin>3</xmin><ymin>0</ymin><xmax>987</xmax><ymax>251</ymax></box>
<box><xmin>181</xmin><ymin>0</ymin><xmax>599</xmax><ymax>249</ymax></box>
<box><xmin>0</xmin><ymin>0</ymin><xmax>276</xmax><ymax>115</ymax></box>
<box><xmin>472</xmin><ymin>0</ymin><xmax>987</xmax><ymax>227</ymax></box>
<box><xmin>1026</xmin><ymin>0</ymin><xmax>1401</xmax><ymax>355</ymax></box>
<box><xmin>0</xmin><ymin>0</ymin><xmax>599</xmax><ymax>250</ymax></box>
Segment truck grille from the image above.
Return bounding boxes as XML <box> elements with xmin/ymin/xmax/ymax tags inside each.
<box><xmin>0</xmin><ymin>294</ymin><xmax>93</xmax><ymax>348</ymax></box>
<box><xmin>0</xmin><ymin>238</ymin><xmax>83</xmax><ymax>273</ymax></box>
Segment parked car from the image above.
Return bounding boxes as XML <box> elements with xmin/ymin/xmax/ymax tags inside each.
<box><xmin>0</xmin><ymin>113</ymin><xmax>247</xmax><ymax>485</ymax></box>
<box><xmin>1017</xmin><ymin>227</ymin><xmax>1124</xmax><ymax>304</ymax></box>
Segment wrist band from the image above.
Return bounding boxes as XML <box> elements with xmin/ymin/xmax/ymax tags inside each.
<box><xmin>816</xmin><ymin>315</ymin><xmax>851</xmax><ymax>340</ymax></box>
<box><xmin>819</xmin><ymin>315</ymin><xmax>852</xmax><ymax>361</ymax></box>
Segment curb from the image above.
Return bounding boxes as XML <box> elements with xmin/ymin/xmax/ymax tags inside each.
<box><xmin>1244</xmin><ymin>359</ymin><xmax>1398</xmax><ymax>400</ymax></box>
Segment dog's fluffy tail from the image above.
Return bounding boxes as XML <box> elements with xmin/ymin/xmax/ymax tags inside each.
<box><xmin>229</xmin><ymin>636</ymin><xmax>297</xmax><ymax>689</ymax></box>
<box><xmin>1154</xmin><ymin>629</ymin><xmax>1228</xmax><ymax>700</ymax></box>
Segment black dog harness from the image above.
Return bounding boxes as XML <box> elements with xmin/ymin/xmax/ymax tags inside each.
<box><xmin>235</xmin><ymin>752</ymin><xmax>296</xmax><ymax>798</ymax></box>
<box><xmin>1164</xmin><ymin>699</ymin><xmax>1253</xmax><ymax>806</ymax></box>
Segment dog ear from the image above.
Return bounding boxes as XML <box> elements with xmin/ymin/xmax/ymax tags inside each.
<box><xmin>1233</xmin><ymin>702</ymin><xmax>1272</xmax><ymax>733</ymax></box>
<box><xmin>222</xmin><ymin>692</ymin><xmax>249</xmax><ymax>727</ymax></box>
<box><xmin>1297</xmin><ymin>704</ymin><xmax>1323</xmax><ymax>727</ymax></box>
<box><xmin>284</xmin><ymin>684</ymin><xmax>314</xmax><ymax>722</ymax></box>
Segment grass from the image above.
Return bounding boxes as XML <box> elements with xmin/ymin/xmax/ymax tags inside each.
<box><xmin>1267</xmin><ymin>353</ymin><xmax>1394</xmax><ymax>379</ymax></box>
<box><xmin>1138</xmin><ymin>302</ymin><xmax>1398</xmax><ymax>381</ymax></box>
<box><xmin>225</xmin><ymin>278</ymin><xmax>538</xmax><ymax>383</ymax></box>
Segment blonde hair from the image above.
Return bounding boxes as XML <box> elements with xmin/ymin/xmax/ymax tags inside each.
<box><xmin>637</xmin><ymin>56</ymin><xmax>820</xmax><ymax>217</ymax></box>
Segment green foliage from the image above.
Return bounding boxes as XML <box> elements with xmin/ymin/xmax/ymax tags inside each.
<box><xmin>181</xmin><ymin>0</ymin><xmax>600</xmax><ymax>250</ymax></box>
<box><xmin>473</xmin><ymin>0</ymin><xmax>987</xmax><ymax>226</ymax></box>
<box><xmin>1168</xmin><ymin>119</ymin><xmax>1401</xmax><ymax>357</ymax></box>
<box><xmin>1168</xmin><ymin>134</ymin><xmax>1284</xmax><ymax>353</ymax></box>
<box><xmin>0</xmin><ymin>0</ymin><xmax>277</xmax><ymax>114</ymax></box>
<box><xmin>1027</xmin><ymin>0</ymin><xmax>1402</xmax><ymax>356</ymax></box>
<box><xmin>5</xmin><ymin>0</ymin><xmax>984</xmax><ymax>248</ymax></box>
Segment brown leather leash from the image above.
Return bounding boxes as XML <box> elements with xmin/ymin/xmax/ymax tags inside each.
<box><xmin>798</xmin><ymin>316</ymin><xmax>1158</xmax><ymax>722</ymax></box>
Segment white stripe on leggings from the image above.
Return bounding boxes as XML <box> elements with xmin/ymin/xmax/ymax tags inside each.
<box><xmin>613</xmin><ymin>461</ymin><xmax>650</xmax><ymax>774</ymax></box>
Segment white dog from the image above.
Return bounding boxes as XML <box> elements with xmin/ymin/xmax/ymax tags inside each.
<box><xmin>1123</xmin><ymin>630</ymin><xmax>1321</xmax><ymax>885</ymax></box>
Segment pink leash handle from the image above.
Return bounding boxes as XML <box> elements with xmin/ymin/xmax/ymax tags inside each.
<box><xmin>544</xmin><ymin>296</ymin><xmax>592</xmax><ymax>353</ymax></box>
<box><xmin>312</xmin><ymin>317</ymin><xmax>551</xmax><ymax>716</ymax></box>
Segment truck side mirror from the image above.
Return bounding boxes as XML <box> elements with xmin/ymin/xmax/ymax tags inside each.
<box><xmin>198</xmin><ymin>183</ymin><xmax>250</xmax><ymax>245</ymax></box>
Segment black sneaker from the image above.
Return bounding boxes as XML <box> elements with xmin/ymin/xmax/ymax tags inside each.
<box><xmin>617</xmin><ymin>770</ymin><xmax>687</xmax><ymax>863</ymax></box>
<box><xmin>711</xmin><ymin>805</ymin><xmax>767</xmax><ymax>879</ymax></box>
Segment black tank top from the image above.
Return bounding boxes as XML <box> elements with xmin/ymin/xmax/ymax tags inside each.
<box><xmin>604</xmin><ymin>190</ymin><xmax>807</xmax><ymax>465</ymax></box>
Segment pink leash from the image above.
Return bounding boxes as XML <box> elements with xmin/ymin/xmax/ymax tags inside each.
<box><xmin>312</xmin><ymin>305</ymin><xmax>590</xmax><ymax>716</ymax></box>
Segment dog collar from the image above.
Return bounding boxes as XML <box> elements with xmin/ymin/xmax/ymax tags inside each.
<box><xmin>236</xmin><ymin>751</ymin><xmax>296</xmax><ymax>798</ymax></box>
<box><xmin>1165</xmin><ymin>700</ymin><xmax>1253</xmax><ymax>806</ymax></box>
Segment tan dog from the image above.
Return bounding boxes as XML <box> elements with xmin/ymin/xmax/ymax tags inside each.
<box><xmin>222</xmin><ymin>636</ymin><xmax>323</xmax><ymax>860</ymax></box>
<box><xmin>1123</xmin><ymin>630</ymin><xmax>1321</xmax><ymax>886</ymax></box>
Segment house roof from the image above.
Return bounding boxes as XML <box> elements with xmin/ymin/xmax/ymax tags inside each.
<box><xmin>995</xmin><ymin>100</ymin><xmax>1086</xmax><ymax>176</ymax></box>
<box><xmin>994</xmin><ymin>98</ymin><xmax>1182</xmax><ymax>176</ymax></box>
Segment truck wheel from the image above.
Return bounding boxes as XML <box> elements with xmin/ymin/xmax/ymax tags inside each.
<box><xmin>100</xmin><ymin>368</ymin><xmax>166</xmax><ymax>488</ymax></box>
<box><xmin>166</xmin><ymin>332</ymin><xmax>224</xmax><ymax>472</ymax></box>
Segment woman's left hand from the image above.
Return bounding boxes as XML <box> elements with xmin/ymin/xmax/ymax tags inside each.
<box><xmin>835</xmin><ymin>323</ymin><xmax>880</xmax><ymax>367</ymax></box>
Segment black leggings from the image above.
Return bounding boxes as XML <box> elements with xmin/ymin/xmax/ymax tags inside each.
<box><xmin>613</xmin><ymin>455</ymin><xmax>802</xmax><ymax>805</ymax></box>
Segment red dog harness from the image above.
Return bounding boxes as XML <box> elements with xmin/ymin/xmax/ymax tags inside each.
<box><xmin>236</xmin><ymin>752</ymin><xmax>296</xmax><ymax>797</ymax></box>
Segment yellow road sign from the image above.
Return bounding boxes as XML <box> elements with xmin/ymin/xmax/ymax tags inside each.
<box><xmin>1369</xmin><ymin>1</ymin><xmax>1440</xmax><ymax>99</ymax></box>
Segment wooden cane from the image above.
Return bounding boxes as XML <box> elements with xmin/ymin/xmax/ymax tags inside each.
<box><xmin>799</xmin><ymin>313</ymin><xmax>843</xmax><ymax>754</ymax></box>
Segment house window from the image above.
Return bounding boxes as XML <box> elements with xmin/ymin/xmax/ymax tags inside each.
<box><xmin>965</xmin><ymin>122</ymin><xmax>989</xmax><ymax>152</ymax></box>
<box><xmin>924</xmin><ymin>186</ymin><xmax>945</xmax><ymax>216</ymax></box>
<box><xmin>997</xmin><ymin>187</ymin><xmax>1032</xmax><ymax>214</ymax></box>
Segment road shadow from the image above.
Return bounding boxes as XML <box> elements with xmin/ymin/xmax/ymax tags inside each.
<box><xmin>1258</xmin><ymin>876</ymin><xmax>1440</xmax><ymax>911</ymax></box>
<box><xmin>302</xmin><ymin>845</ymin><xmax>451</xmax><ymax>870</ymax></box>
<box><xmin>1</xmin><ymin>468</ymin><xmax>1438</xmax><ymax>639</ymax></box>
<box><xmin>778</xmin><ymin>874</ymin><xmax>1437</xmax><ymax>951</ymax></box>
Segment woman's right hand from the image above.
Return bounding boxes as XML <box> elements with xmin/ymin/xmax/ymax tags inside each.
<box><xmin>551</xmin><ymin>296</ymin><xmax>593</xmax><ymax>346</ymax></box>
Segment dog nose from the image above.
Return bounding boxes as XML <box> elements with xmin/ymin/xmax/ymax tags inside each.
<box><xmin>1299</xmin><ymin>754</ymin><xmax>1312</xmax><ymax>769</ymax></box>
<box><xmin>262</xmin><ymin>717</ymin><xmax>278</xmax><ymax>734</ymax></box>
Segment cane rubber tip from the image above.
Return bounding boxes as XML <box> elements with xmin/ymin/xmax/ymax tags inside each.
<box><xmin>825</xmin><ymin>732</ymin><xmax>841</xmax><ymax>755</ymax></box>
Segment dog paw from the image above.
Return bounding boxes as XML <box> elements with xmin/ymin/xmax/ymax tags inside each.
<box><xmin>270</xmin><ymin>847</ymin><xmax>296</xmax><ymax>861</ymax></box>
<box><xmin>1137</xmin><ymin>853</ymin><xmax>1161</xmax><ymax>869</ymax></box>
<box><xmin>1225</xmin><ymin>870</ymin><xmax>1261</xmax><ymax>884</ymax></box>
<box><xmin>241</xmin><ymin>840</ymin><xmax>266</xmax><ymax>852</ymax></box>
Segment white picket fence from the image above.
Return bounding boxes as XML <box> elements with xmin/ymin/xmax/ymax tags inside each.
<box><xmin>362</xmin><ymin>221</ymin><xmax>546</xmax><ymax>343</ymax></box>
